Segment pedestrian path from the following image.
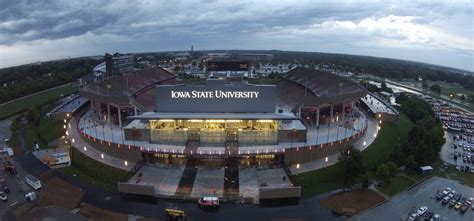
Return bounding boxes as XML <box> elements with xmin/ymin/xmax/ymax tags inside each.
<box><xmin>68</xmin><ymin>118</ymin><xmax>135</xmax><ymax>171</ymax></box>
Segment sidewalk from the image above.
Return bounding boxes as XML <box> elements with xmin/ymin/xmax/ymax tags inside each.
<box><xmin>68</xmin><ymin>118</ymin><xmax>135</xmax><ymax>171</ymax></box>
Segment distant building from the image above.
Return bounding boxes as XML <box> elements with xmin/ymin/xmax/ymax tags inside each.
<box><xmin>105</xmin><ymin>53</ymin><xmax>134</xmax><ymax>77</ymax></box>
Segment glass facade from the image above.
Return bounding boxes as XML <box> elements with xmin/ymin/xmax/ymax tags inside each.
<box><xmin>149</xmin><ymin>119</ymin><xmax>278</xmax><ymax>145</ymax></box>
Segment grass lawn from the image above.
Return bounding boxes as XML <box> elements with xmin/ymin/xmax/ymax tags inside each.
<box><xmin>362</xmin><ymin>114</ymin><xmax>413</xmax><ymax>169</ymax></box>
<box><xmin>0</xmin><ymin>85</ymin><xmax>78</xmax><ymax>119</ymax></box>
<box><xmin>292</xmin><ymin>114</ymin><xmax>413</xmax><ymax>197</ymax></box>
<box><xmin>378</xmin><ymin>175</ymin><xmax>414</xmax><ymax>197</ymax></box>
<box><xmin>37</xmin><ymin>117</ymin><xmax>65</xmax><ymax>146</ymax></box>
<box><xmin>59</xmin><ymin>148</ymin><xmax>133</xmax><ymax>192</ymax></box>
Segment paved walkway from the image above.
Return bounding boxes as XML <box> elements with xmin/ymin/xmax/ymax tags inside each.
<box><xmin>79</xmin><ymin>109</ymin><xmax>367</xmax><ymax>154</ymax></box>
<box><xmin>68</xmin><ymin>118</ymin><xmax>135</xmax><ymax>171</ymax></box>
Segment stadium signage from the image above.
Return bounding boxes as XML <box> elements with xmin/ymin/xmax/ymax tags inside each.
<box><xmin>171</xmin><ymin>90</ymin><xmax>259</xmax><ymax>99</ymax></box>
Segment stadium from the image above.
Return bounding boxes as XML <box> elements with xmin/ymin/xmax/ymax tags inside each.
<box><xmin>75</xmin><ymin>63</ymin><xmax>372</xmax><ymax>168</ymax></box>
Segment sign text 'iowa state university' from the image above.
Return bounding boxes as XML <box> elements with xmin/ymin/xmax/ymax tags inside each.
<box><xmin>171</xmin><ymin>90</ymin><xmax>259</xmax><ymax>99</ymax></box>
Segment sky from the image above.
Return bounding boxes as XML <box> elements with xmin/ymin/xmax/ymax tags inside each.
<box><xmin>0</xmin><ymin>0</ymin><xmax>473</xmax><ymax>71</ymax></box>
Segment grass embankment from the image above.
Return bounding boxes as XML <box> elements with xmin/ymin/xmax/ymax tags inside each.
<box><xmin>59</xmin><ymin>148</ymin><xmax>133</xmax><ymax>192</ymax></box>
<box><xmin>0</xmin><ymin>85</ymin><xmax>78</xmax><ymax>119</ymax></box>
<box><xmin>292</xmin><ymin>114</ymin><xmax>413</xmax><ymax>197</ymax></box>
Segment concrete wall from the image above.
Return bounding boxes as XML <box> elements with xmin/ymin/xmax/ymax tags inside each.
<box><xmin>259</xmin><ymin>186</ymin><xmax>301</xmax><ymax>199</ymax></box>
<box><xmin>283</xmin><ymin>129</ymin><xmax>366</xmax><ymax>165</ymax></box>
<box><xmin>118</xmin><ymin>182</ymin><xmax>155</xmax><ymax>196</ymax></box>
<box><xmin>78</xmin><ymin>130</ymin><xmax>143</xmax><ymax>163</ymax></box>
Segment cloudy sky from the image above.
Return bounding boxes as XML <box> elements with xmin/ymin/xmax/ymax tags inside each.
<box><xmin>0</xmin><ymin>0</ymin><xmax>473</xmax><ymax>71</ymax></box>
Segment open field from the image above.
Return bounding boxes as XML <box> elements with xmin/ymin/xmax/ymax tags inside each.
<box><xmin>0</xmin><ymin>85</ymin><xmax>78</xmax><ymax>119</ymax></box>
<box><xmin>292</xmin><ymin>114</ymin><xmax>413</xmax><ymax>197</ymax></box>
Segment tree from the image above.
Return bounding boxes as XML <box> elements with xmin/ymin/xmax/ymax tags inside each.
<box><xmin>361</xmin><ymin>172</ymin><xmax>372</xmax><ymax>190</ymax></box>
<box><xmin>429</xmin><ymin>84</ymin><xmax>441</xmax><ymax>93</ymax></box>
<box><xmin>386</xmin><ymin>162</ymin><xmax>398</xmax><ymax>177</ymax></box>
<box><xmin>422</xmin><ymin>80</ymin><xmax>428</xmax><ymax>88</ymax></box>
<box><xmin>375</xmin><ymin>164</ymin><xmax>390</xmax><ymax>184</ymax></box>
<box><xmin>338</xmin><ymin>145</ymin><xmax>365</xmax><ymax>190</ymax></box>
<box><xmin>381</xmin><ymin>82</ymin><xmax>393</xmax><ymax>93</ymax></box>
<box><xmin>406</xmin><ymin>155</ymin><xmax>417</xmax><ymax>170</ymax></box>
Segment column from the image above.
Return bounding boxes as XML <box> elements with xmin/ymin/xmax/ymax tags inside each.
<box><xmin>118</xmin><ymin>107</ymin><xmax>122</xmax><ymax>128</ymax></box>
<box><xmin>329</xmin><ymin>104</ymin><xmax>334</xmax><ymax>126</ymax></box>
<box><xmin>342</xmin><ymin>103</ymin><xmax>346</xmax><ymax>122</ymax></box>
<box><xmin>351</xmin><ymin>101</ymin><xmax>355</xmax><ymax>117</ymax></box>
<box><xmin>316</xmin><ymin>107</ymin><xmax>320</xmax><ymax>128</ymax></box>
<box><xmin>134</xmin><ymin>107</ymin><xmax>138</xmax><ymax>116</ymax></box>
<box><xmin>107</xmin><ymin>104</ymin><xmax>111</xmax><ymax>122</ymax></box>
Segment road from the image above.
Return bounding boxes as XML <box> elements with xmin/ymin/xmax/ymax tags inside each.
<box><xmin>0</xmin><ymin>120</ymin><xmax>41</xmax><ymax>220</ymax></box>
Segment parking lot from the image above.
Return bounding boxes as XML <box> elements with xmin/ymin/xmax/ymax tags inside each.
<box><xmin>441</xmin><ymin>132</ymin><xmax>474</xmax><ymax>174</ymax></box>
<box><xmin>352</xmin><ymin>177</ymin><xmax>473</xmax><ymax>221</ymax></box>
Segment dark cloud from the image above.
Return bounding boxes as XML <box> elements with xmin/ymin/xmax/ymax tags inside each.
<box><xmin>0</xmin><ymin>0</ymin><xmax>472</xmax><ymax>70</ymax></box>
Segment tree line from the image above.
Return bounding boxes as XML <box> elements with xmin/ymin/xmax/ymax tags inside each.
<box><xmin>339</xmin><ymin>94</ymin><xmax>444</xmax><ymax>189</ymax></box>
<box><xmin>267</xmin><ymin>50</ymin><xmax>474</xmax><ymax>91</ymax></box>
<box><xmin>0</xmin><ymin>58</ymin><xmax>98</xmax><ymax>103</ymax></box>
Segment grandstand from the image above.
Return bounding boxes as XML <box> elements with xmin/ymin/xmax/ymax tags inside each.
<box><xmin>283</xmin><ymin>67</ymin><xmax>364</xmax><ymax>98</ymax></box>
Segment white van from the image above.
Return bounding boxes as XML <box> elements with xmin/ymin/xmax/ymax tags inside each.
<box><xmin>25</xmin><ymin>175</ymin><xmax>42</xmax><ymax>190</ymax></box>
<box><xmin>6</xmin><ymin>148</ymin><xmax>14</xmax><ymax>157</ymax></box>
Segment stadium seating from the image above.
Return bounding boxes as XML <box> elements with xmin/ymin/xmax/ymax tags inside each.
<box><xmin>282</xmin><ymin>67</ymin><xmax>362</xmax><ymax>97</ymax></box>
<box><xmin>83</xmin><ymin>67</ymin><xmax>175</xmax><ymax>97</ymax></box>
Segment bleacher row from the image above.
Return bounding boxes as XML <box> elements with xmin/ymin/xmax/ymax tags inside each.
<box><xmin>275</xmin><ymin>80</ymin><xmax>306</xmax><ymax>112</ymax></box>
<box><xmin>134</xmin><ymin>78</ymin><xmax>180</xmax><ymax>111</ymax></box>
<box><xmin>282</xmin><ymin>67</ymin><xmax>362</xmax><ymax>97</ymax></box>
<box><xmin>84</xmin><ymin>67</ymin><xmax>175</xmax><ymax>97</ymax></box>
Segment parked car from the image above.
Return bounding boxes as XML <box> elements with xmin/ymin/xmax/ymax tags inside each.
<box><xmin>423</xmin><ymin>211</ymin><xmax>433</xmax><ymax>220</ymax></box>
<box><xmin>0</xmin><ymin>192</ymin><xmax>6</xmax><ymax>201</ymax></box>
<box><xmin>417</xmin><ymin>206</ymin><xmax>428</xmax><ymax>216</ymax></box>
<box><xmin>436</xmin><ymin>192</ymin><xmax>444</xmax><ymax>200</ymax></box>
<box><xmin>461</xmin><ymin>203</ymin><xmax>470</xmax><ymax>213</ymax></box>
<box><xmin>430</xmin><ymin>214</ymin><xmax>441</xmax><ymax>221</ymax></box>
<box><xmin>455</xmin><ymin>201</ymin><xmax>463</xmax><ymax>210</ymax></box>
<box><xmin>442</xmin><ymin>196</ymin><xmax>450</xmax><ymax>204</ymax></box>
<box><xmin>408</xmin><ymin>213</ymin><xmax>418</xmax><ymax>221</ymax></box>
<box><xmin>198</xmin><ymin>196</ymin><xmax>219</xmax><ymax>208</ymax></box>
<box><xmin>442</xmin><ymin>187</ymin><xmax>451</xmax><ymax>195</ymax></box>
<box><xmin>454</xmin><ymin>193</ymin><xmax>462</xmax><ymax>201</ymax></box>
<box><xmin>449</xmin><ymin>199</ymin><xmax>457</xmax><ymax>207</ymax></box>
